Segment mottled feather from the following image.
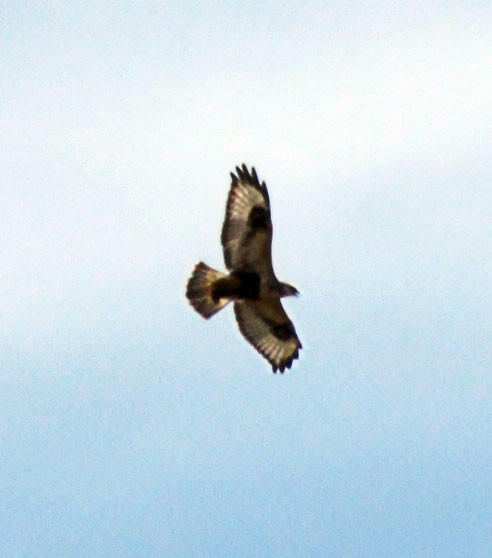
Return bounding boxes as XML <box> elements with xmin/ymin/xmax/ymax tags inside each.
<box><xmin>221</xmin><ymin>165</ymin><xmax>273</xmax><ymax>274</ymax></box>
<box><xmin>234</xmin><ymin>299</ymin><xmax>302</xmax><ymax>373</ymax></box>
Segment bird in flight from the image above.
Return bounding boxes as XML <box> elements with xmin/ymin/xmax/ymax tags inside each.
<box><xmin>186</xmin><ymin>164</ymin><xmax>302</xmax><ymax>373</ymax></box>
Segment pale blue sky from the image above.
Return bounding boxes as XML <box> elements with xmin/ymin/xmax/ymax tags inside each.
<box><xmin>2</xmin><ymin>2</ymin><xmax>492</xmax><ymax>557</ymax></box>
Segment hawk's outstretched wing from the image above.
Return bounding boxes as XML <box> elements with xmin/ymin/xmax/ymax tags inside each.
<box><xmin>234</xmin><ymin>299</ymin><xmax>302</xmax><ymax>373</ymax></box>
<box><xmin>221</xmin><ymin>165</ymin><xmax>274</xmax><ymax>274</ymax></box>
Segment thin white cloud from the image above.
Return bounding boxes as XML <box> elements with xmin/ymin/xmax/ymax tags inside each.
<box><xmin>1</xmin><ymin>2</ymin><xmax>491</xmax><ymax>344</ymax></box>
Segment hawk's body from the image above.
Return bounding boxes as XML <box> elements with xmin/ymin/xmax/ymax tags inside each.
<box><xmin>186</xmin><ymin>165</ymin><xmax>302</xmax><ymax>373</ymax></box>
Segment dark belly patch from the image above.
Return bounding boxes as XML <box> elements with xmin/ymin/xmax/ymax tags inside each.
<box><xmin>212</xmin><ymin>271</ymin><xmax>261</xmax><ymax>300</ymax></box>
<box><xmin>231</xmin><ymin>271</ymin><xmax>261</xmax><ymax>299</ymax></box>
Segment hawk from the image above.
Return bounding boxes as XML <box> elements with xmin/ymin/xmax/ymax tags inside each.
<box><xmin>186</xmin><ymin>164</ymin><xmax>302</xmax><ymax>373</ymax></box>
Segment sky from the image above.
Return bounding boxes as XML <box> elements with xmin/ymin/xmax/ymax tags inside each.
<box><xmin>1</xmin><ymin>1</ymin><xmax>492</xmax><ymax>556</ymax></box>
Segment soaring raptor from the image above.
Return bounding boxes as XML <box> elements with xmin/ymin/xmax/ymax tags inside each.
<box><xmin>186</xmin><ymin>164</ymin><xmax>302</xmax><ymax>373</ymax></box>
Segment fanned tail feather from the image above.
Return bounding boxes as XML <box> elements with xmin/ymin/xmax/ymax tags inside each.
<box><xmin>186</xmin><ymin>262</ymin><xmax>230</xmax><ymax>319</ymax></box>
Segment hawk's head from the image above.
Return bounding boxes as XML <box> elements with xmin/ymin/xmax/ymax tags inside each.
<box><xmin>280</xmin><ymin>283</ymin><xmax>299</xmax><ymax>298</ymax></box>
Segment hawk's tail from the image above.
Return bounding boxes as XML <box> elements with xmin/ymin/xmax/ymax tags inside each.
<box><xmin>186</xmin><ymin>262</ymin><xmax>231</xmax><ymax>319</ymax></box>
